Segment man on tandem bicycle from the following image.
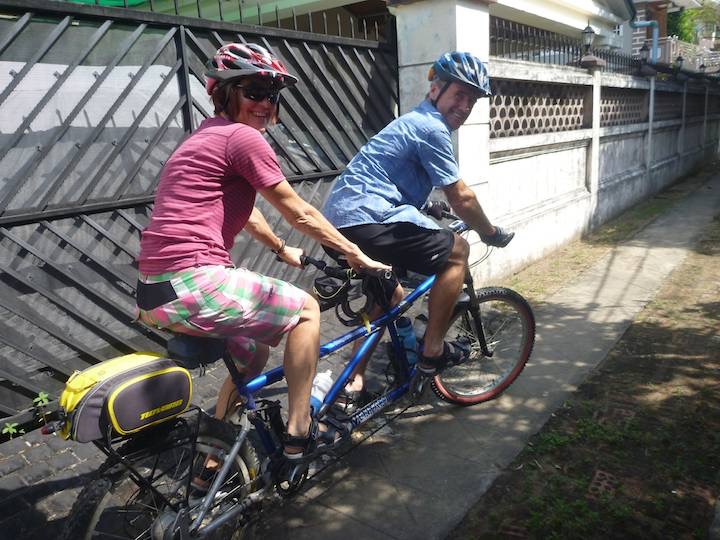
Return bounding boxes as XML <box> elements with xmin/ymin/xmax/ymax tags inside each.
<box><xmin>322</xmin><ymin>51</ymin><xmax>514</xmax><ymax>410</ymax></box>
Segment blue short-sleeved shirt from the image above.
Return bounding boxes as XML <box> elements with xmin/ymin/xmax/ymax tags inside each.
<box><xmin>322</xmin><ymin>100</ymin><xmax>458</xmax><ymax>230</ymax></box>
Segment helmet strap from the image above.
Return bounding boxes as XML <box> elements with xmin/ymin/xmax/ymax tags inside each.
<box><xmin>215</xmin><ymin>81</ymin><xmax>235</xmax><ymax>114</ymax></box>
<box><xmin>431</xmin><ymin>81</ymin><xmax>450</xmax><ymax>108</ymax></box>
<box><xmin>219</xmin><ymin>92</ymin><xmax>231</xmax><ymax>114</ymax></box>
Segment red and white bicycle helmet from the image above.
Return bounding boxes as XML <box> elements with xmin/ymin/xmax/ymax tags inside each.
<box><xmin>205</xmin><ymin>42</ymin><xmax>298</xmax><ymax>95</ymax></box>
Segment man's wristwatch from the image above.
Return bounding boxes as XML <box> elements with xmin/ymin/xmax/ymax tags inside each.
<box><xmin>271</xmin><ymin>238</ymin><xmax>286</xmax><ymax>255</ymax></box>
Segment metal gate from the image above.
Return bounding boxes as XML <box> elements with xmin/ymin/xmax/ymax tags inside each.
<box><xmin>0</xmin><ymin>0</ymin><xmax>397</xmax><ymax>434</ymax></box>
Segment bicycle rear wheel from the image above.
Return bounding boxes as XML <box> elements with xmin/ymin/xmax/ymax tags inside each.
<box><xmin>61</xmin><ymin>414</ymin><xmax>261</xmax><ymax>540</ymax></box>
<box><xmin>432</xmin><ymin>286</ymin><xmax>535</xmax><ymax>405</ymax></box>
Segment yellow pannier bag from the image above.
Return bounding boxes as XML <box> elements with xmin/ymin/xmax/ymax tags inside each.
<box><xmin>59</xmin><ymin>352</ymin><xmax>192</xmax><ymax>442</ymax></box>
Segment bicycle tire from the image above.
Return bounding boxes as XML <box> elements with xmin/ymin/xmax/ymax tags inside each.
<box><xmin>60</xmin><ymin>414</ymin><xmax>262</xmax><ymax>540</ymax></box>
<box><xmin>432</xmin><ymin>286</ymin><xmax>535</xmax><ymax>405</ymax></box>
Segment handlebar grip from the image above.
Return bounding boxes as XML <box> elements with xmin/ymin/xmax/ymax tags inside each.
<box><xmin>300</xmin><ymin>255</ymin><xmax>326</xmax><ymax>270</ymax></box>
<box><xmin>301</xmin><ymin>255</ymin><xmax>391</xmax><ymax>281</ymax></box>
<box><xmin>425</xmin><ymin>200</ymin><xmax>450</xmax><ymax>220</ymax></box>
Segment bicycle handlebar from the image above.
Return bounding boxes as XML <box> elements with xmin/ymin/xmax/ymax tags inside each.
<box><xmin>424</xmin><ymin>201</ymin><xmax>514</xmax><ymax>246</ymax></box>
<box><xmin>300</xmin><ymin>255</ymin><xmax>393</xmax><ymax>281</ymax></box>
<box><xmin>425</xmin><ymin>200</ymin><xmax>455</xmax><ymax>220</ymax></box>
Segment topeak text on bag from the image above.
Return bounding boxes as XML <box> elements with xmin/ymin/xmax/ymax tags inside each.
<box><xmin>59</xmin><ymin>352</ymin><xmax>192</xmax><ymax>442</ymax></box>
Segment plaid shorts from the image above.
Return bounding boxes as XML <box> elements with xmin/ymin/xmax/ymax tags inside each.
<box><xmin>137</xmin><ymin>265</ymin><xmax>307</xmax><ymax>367</ymax></box>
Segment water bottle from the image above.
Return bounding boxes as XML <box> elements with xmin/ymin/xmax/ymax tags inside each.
<box><xmin>396</xmin><ymin>316</ymin><xmax>418</xmax><ymax>365</ymax></box>
<box><xmin>310</xmin><ymin>370</ymin><xmax>333</xmax><ymax>415</ymax></box>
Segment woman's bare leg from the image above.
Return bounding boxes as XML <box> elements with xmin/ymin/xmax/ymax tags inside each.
<box><xmin>284</xmin><ymin>294</ymin><xmax>321</xmax><ymax>439</ymax></box>
<box><xmin>214</xmin><ymin>343</ymin><xmax>270</xmax><ymax>420</ymax></box>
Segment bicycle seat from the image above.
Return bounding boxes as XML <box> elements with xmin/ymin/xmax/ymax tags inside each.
<box><xmin>167</xmin><ymin>335</ymin><xmax>226</xmax><ymax>369</ymax></box>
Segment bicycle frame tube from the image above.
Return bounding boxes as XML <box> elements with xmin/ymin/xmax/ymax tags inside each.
<box><xmin>319</xmin><ymin>330</ymin><xmax>382</xmax><ymax>417</ymax></box>
<box><xmin>461</xmin><ymin>271</ymin><xmax>492</xmax><ymax>356</ymax></box>
<box><xmin>349</xmin><ymin>381</ymin><xmax>410</xmax><ymax>428</ymax></box>
<box><xmin>318</xmin><ymin>274</ymin><xmax>436</xmax><ymax>356</ymax></box>
<box><xmin>238</xmin><ymin>274</ymin><xmax>437</xmax><ymax>405</ymax></box>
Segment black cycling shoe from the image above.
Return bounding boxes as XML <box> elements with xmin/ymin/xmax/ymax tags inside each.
<box><xmin>480</xmin><ymin>226</ymin><xmax>514</xmax><ymax>248</ymax></box>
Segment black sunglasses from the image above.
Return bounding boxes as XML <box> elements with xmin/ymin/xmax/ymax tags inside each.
<box><xmin>235</xmin><ymin>85</ymin><xmax>281</xmax><ymax>104</ymax></box>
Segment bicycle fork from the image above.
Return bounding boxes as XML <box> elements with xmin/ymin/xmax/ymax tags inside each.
<box><xmin>460</xmin><ymin>273</ymin><xmax>493</xmax><ymax>357</ymax></box>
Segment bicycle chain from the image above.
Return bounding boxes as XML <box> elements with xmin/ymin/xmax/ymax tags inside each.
<box><xmin>302</xmin><ymin>389</ymin><xmax>420</xmax><ymax>483</ymax></box>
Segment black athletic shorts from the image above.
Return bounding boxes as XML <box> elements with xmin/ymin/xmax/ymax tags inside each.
<box><xmin>324</xmin><ymin>222</ymin><xmax>454</xmax><ymax>307</ymax></box>
<box><xmin>325</xmin><ymin>222</ymin><xmax>455</xmax><ymax>275</ymax></box>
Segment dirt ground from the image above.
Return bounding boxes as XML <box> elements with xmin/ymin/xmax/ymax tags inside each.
<box><xmin>448</xmin><ymin>167</ymin><xmax>720</xmax><ymax>539</ymax></box>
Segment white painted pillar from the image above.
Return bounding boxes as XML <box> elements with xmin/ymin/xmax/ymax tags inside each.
<box><xmin>583</xmin><ymin>67</ymin><xmax>602</xmax><ymax>229</ymax></box>
<box><xmin>703</xmin><ymin>85</ymin><xmax>709</xmax><ymax>153</ymax></box>
<box><xmin>647</xmin><ymin>76</ymin><xmax>655</xmax><ymax>183</ymax></box>
<box><xmin>387</xmin><ymin>0</ymin><xmax>492</xmax><ymax>192</ymax></box>
<box><xmin>589</xmin><ymin>69</ymin><xmax>602</xmax><ymax>195</ymax></box>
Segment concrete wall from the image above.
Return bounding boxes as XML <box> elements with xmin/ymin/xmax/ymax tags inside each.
<box><xmin>389</xmin><ymin>0</ymin><xmax>718</xmax><ymax>284</ymax></box>
<box><xmin>475</xmin><ymin>57</ymin><xmax>720</xmax><ymax>283</ymax></box>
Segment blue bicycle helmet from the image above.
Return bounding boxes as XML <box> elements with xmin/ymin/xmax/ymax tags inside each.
<box><xmin>428</xmin><ymin>51</ymin><xmax>491</xmax><ymax>106</ymax></box>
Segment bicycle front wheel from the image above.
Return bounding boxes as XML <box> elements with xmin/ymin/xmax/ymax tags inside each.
<box><xmin>61</xmin><ymin>414</ymin><xmax>261</xmax><ymax>540</ymax></box>
<box><xmin>432</xmin><ymin>286</ymin><xmax>535</xmax><ymax>405</ymax></box>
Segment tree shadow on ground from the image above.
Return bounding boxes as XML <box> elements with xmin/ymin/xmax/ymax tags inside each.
<box><xmin>0</xmin><ymin>471</ymin><xmax>96</xmax><ymax>539</ymax></box>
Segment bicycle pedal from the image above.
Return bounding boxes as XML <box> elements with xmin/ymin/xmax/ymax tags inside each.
<box><xmin>410</xmin><ymin>373</ymin><xmax>428</xmax><ymax>399</ymax></box>
<box><xmin>288</xmin><ymin>462</ymin><xmax>308</xmax><ymax>485</ymax></box>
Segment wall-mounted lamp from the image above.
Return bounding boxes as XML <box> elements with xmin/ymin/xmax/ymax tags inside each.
<box><xmin>581</xmin><ymin>23</ymin><xmax>595</xmax><ymax>55</ymax></box>
<box><xmin>673</xmin><ymin>55</ymin><xmax>688</xmax><ymax>81</ymax></box>
<box><xmin>579</xmin><ymin>22</ymin><xmax>606</xmax><ymax>70</ymax></box>
<box><xmin>636</xmin><ymin>42</ymin><xmax>657</xmax><ymax>77</ymax></box>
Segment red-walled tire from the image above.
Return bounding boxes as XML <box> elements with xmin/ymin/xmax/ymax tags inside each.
<box><xmin>431</xmin><ymin>287</ymin><xmax>535</xmax><ymax>405</ymax></box>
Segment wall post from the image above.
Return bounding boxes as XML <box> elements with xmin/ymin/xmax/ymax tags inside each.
<box><xmin>387</xmin><ymin>0</ymin><xmax>493</xmax><ymax>216</ymax></box>
<box><xmin>647</xmin><ymin>76</ymin><xmax>655</xmax><ymax>185</ymax></box>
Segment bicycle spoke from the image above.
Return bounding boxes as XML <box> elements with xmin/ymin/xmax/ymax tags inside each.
<box><xmin>433</xmin><ymin>287</ymin><xmax>534</xmax><ymax>405</ymax></box>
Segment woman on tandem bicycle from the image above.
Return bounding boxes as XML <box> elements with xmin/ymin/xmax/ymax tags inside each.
<box><xmin>135</xmin><ymin>42</ymin><xmax>389</xmax><ymax>464</ymax></box>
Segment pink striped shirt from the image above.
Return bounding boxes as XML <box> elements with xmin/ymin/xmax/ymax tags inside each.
<box><xmin>138</xmin><ymin>117</ymin><xmax>284</xmax><ymax>274</ymax></box>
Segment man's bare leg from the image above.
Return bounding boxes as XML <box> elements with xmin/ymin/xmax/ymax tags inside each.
<box><xmin>422</xmin><ymin>234</ymin><xmax>469</xmax><ymax>359</ymax></box>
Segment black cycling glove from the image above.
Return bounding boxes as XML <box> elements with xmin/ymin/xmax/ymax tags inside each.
<box><xmin>480</xmin><ymin>226</ymin><xmax>514</xmax><ymax>248</ymax></box>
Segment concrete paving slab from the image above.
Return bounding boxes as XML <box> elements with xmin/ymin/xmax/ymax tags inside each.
<box><xmin>260</xmin><ymin>461</ymin><xmax>496</xmax><ymax>540</ymax></box>
<box><xmin>253</xmin><ymin>173</ymin><xmax>720</xmax><ymax>538</ymax></box>
<box><xmin>4</xmin><ymin>174</ymin><xmax>718</xmax><ymax>540</ymax></box>
<box><xmin>255</xmin><ymin>493</ymin><xmax>394</xmax><ymax>540</ymax></box>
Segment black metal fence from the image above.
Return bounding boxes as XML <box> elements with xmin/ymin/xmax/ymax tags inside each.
<box><xmin>53</xmin><ymin>0</ymin><xmax>393</xmax><ymax>42</ymax></box>
<box><xmin>0</xmin><ymin>0</ymin><xmax>397</xmax><ymax>436</ymax></box>
<box><xmin>489</xmin><ymin>16</ymin><xmax>636</xmax><ymax>75</ymax></box>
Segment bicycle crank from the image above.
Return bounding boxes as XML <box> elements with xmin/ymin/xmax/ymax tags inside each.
<box><xmin>273</xmin><ymin>458</ymin><xmax>308</xmax><ymax>497</ymax></box>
